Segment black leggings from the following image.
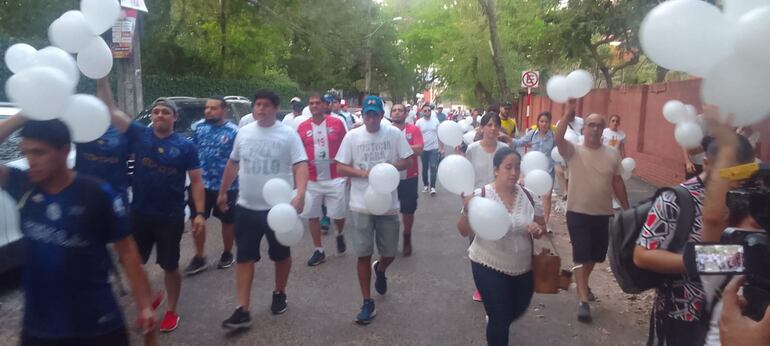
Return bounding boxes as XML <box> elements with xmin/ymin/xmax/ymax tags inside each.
<box><xmin>471</xmin><ymin>262</ymin><xmax>534</xmax><ymax>346</ymax></box>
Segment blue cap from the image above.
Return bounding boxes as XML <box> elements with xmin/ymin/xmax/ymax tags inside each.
<box><xmin>361</xmin><ymin>95</ymin><xmax>384</xmax><ymax>115</ymax></box>
<box><xmin>322</xmin><ymin>93</ymin><xmax>334</xmax><ymax>104</ymax></box>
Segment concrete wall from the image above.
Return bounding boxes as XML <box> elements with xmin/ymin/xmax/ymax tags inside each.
<box><xmin>517</xmin><ymin>79</ymin><xmax>769</xmax><ymax>187</ymax></box>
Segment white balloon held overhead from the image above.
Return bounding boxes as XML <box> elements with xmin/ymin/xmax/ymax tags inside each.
<box><xmin>263</xmin><ymin>178</ymin><xmax>293</xmax><ymax>207</ymax></box>
<box><xmin>4</xmin><ymin>43</ymin><xmax>36</xmax><ymax>74</ymax></box>
<box><xmin>60</xmin><ymin>94</ymin><xmax>110</xmax><ymax>143</ymax></box>
<box><xmin>437</xmin><ymin>120</ymin><xmax>463</xmax><ymax>147</ymax></box>
<box><xmin>734</xmin><ymin>7</ymin><xmax>770</xmax><ymax>76</ymax></box>
<box><xmin>566</xmin><ymin>69</ymin><xmax>593</xmax><ymax>99</ymax></box>
<box><xmin>521</xmin><ymin>151</ymin><xmax>550</xmax><ymax>175</ymax></box>
<box><xmin>701</xmin><ymin>53</ymin><xmax>770</xmax><ymax>127</ymax></box>
<box><xmin>546</xmin><ymin>75</ymin><xmax>569</xmax><ymax>104</ymax></box>
<box><xmin>437</xmin><ymin>154</ymin><xmax>475</xmax><ymax>196</ymax></box>
<box><xmin>33</xmin><ymin>46</ymin><xmax>80</xmax><ymax>88</ymax></box>
<box><xmin>369</xmin><ymin>163</ymin><xmax>400</xmax><ymax>194</ymax></box>
<box><xmin>6</xmin><ymin>67</ymin><xmax>75</xmax><ymax>120</ymax></box>
<box><xmin>674</xmin><ymin>121</ymin><xmax>705</xmax><ymax>149</ymax></box>
<box><xmin>48</xmin><ymin>11</ymin><xmax>94</xmax><ymax>53</ymax></box>
<box><xmin>468</xmin><ymin>197</ymin><xmax>511</xmax><ymax>241</ymax></box>
<box><xmin>77</xmin><ymin>37</ymin><xmax>114</xmax><ymax>79</ymax></box>
<box><xmin>524</xmin><ymin>169</ymin><xmax>553</xmax><ymax>196</ymax></box>
<box><xmin>275</xmin><ymin>221</ymin><xmax>305</xmax><ymax>247</ymax></box>
<box><xmin>662</xmin><ymin>100</ymin><xmax>686</xmax><ymax>124</ymax></box>
<box><xmin>266</xmin><ymin>203</ymin><xmax>299</xmax><ymax>234</ymax></box>
<box><xmin>364</xmin><ymin>186</ymin><xmax>392</xmax><ymax>215</ymax></box>
<box><xmin>80</xmin><ymin>0</ymin><xmax>122</xmax><ymax>35</ymax></box>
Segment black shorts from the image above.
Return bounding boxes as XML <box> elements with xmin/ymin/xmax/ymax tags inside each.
<box><xmin>189</xmin><ymin>189</ymin><xmax>237</xmax><ymax>224</ymax></box>
<box><xmin>234</xmin><ymin>206</ymin><xmax>291</xmax><ymax>263</ymax></box>
<box><xmin>21</xmin><ymin>327</ymin><xmax>128</xmax><ymax>346</ymax></box>
<box><xmin>131</xmin><ymin>212</ymin><xmax>185</xmax><ymax>271</ymax></box>
<box><xmin>397</xmin><ymin>177</ymin><xmax>419</xmax><ymax>214</ymax></box>
<box><xmin>566</xmin><ymin>211</ymin><xmax>610</xmax><ymax>263</ymax></box>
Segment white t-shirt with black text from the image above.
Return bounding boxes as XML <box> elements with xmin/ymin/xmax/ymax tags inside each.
<box><xmin>335</xmin><ymin>125</ymin><xmax>414</xmax><ymax>214</ymax></box>
<box><xmin>230</xmin><ymin>121</ymin><xmax>307</xmax><ymax>211</ymax></box>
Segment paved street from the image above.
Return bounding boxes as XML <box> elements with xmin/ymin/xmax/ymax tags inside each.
<box><xmin>0</xmin><ymin>178</ymin><xmax>656</xmax><ymax>345</ymax></box>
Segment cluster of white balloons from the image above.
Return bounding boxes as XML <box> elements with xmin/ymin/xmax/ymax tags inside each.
<box><xmin>4</xmin><ymin>0</ymin><xmax>122</xmax><ymax>143</ymax></box>
<box><xmin>641</xmin><ymin>0</ymin><xmax>770</xmax><ymax>126</ymax></box>
<box><xmin>663</xmin><ymin>100</ymin><xmax>704</xmax><ymax>149</ymax></box>
<box><xmin>437</xmin><ymin>121</ymin><xmax>464</xmax><ymax>147</ymax></box>
<box><xmin>263</xmin><ymin>178</ymin><xmax>305</xmax><ymax>246</ymax></box>
<box><xmin>546</xmin><ymin>69</ymin><xmax>594</xmax><ymax>103</ymax></box>
<box><xmin>364</xmin><ymin>163</ymin><xmax>400</xmax><ymax>215</ymax></box>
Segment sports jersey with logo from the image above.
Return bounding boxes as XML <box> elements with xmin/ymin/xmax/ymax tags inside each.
<box><xmin>4</xmin><ymin>168</ymin><xmax>131</xmax><ymax>338</ymax></box>
<box><xmin>400</xmin><ymin>124</ymin><xmax>424</xmax><ymax>179</ymax></box>
<box><xmin>297</xmin><ymin>116</ymin><xmax>347</xmax><ymax>181</ymax></box>
<box><xmin>192</xmin><ymin>120</ymin><xmax>239</xmax><ymax>190</ymax></box>
<box><xmin>74</xmin><ymin>125</ymin><xmax>131</xmax><ymax>196</ymax></box>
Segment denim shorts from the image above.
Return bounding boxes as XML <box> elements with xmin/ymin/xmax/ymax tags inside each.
<box><xmin>350</xmin><ymin>212</ymin><xmax>400</xmax><ymax>257</ymax></box>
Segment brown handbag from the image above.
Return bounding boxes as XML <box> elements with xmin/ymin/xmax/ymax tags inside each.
<box><xmin>531</xmin><ymin>236</ymin><xmax>563</xmax><ymax>294</ymax></box>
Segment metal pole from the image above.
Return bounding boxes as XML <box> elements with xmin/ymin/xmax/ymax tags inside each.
<box><xmin>117</xmin><ymin>12</ymin><xmax>143</xmax><ymax>117</ymax></box>
<box><xmin>525</xmin><ymin>87</ymin><xmax>531</xmax><ymax>128</ymax></box>
<box><xmin>364</xmin><ymin>1</ymin><xmax>372</xmax><ymax>94</ymax></box>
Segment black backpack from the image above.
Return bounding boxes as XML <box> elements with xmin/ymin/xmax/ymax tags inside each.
<box><xmin>608</xmin><ymin>186</ymin><xmax>695</xmax><ymax>294</ymax></box>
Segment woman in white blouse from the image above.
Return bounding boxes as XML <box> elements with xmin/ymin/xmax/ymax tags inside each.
<box><xmin>601</xmin><ymin>114</ymin><xmax>626</xmax><ymax>157</ymax></box>
<box><xmin>457</xmin><ymin>147</ymin><xmax>547</xmax><ymax>346</ymax></box>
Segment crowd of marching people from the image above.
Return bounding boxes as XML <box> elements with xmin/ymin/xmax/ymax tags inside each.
<box><xmin>1</xmin><ymin>71</ymin><xmax>768</xmax><ymax>346</ymax></box>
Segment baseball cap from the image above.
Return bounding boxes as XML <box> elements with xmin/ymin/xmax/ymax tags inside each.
<box><xmin>361</xmin><ymin>95</ymin><xmax>384</xmax><ymax>115</ymax></box>
<box><xmin>290</xmin><ymin>97</ymin><xmax>301</xmax><ymax>104</ymax></box>
<box><xmin>322</xmin><ymin>93</ymin><xmax>334</xmax><ymax>104</ymax></box>
<box><xmin>151</xmin><ymin>98</ymin><xmax>179</xmax><ymax>117</ymax></box>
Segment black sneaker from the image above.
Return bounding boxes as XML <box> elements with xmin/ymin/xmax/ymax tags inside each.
<box><xmin>217</xmin><ymin>252</ymin><xmax>235</xmax><ymax>269</ymax></box>
<box><xmin>307</xmin><ymin>250</ymin><xmax>326</xmax><ymax>266</ymax></box>
<box><xmin>577</xmin><ymin>302</ymin><xmax>592</xmax><ymax>323</ymax></box>
<box><xmin>222</xmin><ymin>307</ymin><xmax>252</xmax><ymax>330</ymax></box>
<box><xmin>184</xmin><ymin>256</ymin><xmax>208</xmax><ymax>276</ymax></box>
<box><xmin>373</xmin><ymin>260</ymin><xmax>387</xmax><ymax>295</ymax></box>
<box><xmin>336</xmin><ymin>235</ymin><xmax>347</xmax><ymax>255</ymax></box>
<box><xmin>355</xmin><ymin>299</ymin><xmax>377</xmax><ymax>325</ymax></box>
<box><xmin>271</xmin><ymin>291</ymin><xmax>288</xmax><ymax>315</ymax></box>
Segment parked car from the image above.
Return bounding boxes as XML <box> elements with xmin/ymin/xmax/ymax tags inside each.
<box><xmin>1</xmin><ymin>103</ymin><xmax>25</xmax><ymax>273</ymax></box>
<box><xmin>135</xmin><ymin>96</ymin><xmax>251</xmax><ymax>136</ymax></box>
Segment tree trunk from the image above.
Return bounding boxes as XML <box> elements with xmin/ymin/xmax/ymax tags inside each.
<box><xmin>655</xmin><ymin>65</ymin><xmax>668</xmax><ymax>83</ymax></box>
<box><xmin>478</xmin><ymin>0</ymin><xmax>510</xmax><ymax>103</ymax></box>
<box><xmin>219</xmin><ymin>0</ymin><xmax>228</xmax><ymax>75</ymax></box>
<box><xmin>600</xmin><ymin>66</ymin><xmax>613</xmax><ymax>89</ymax></box>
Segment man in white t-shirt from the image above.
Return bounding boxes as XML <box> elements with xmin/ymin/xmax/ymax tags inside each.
<box><xmin>415</xmin><ymin>104</ymin><xmax>440</xmax><ymax>196</ymax></box>
<box><xmin>335</xmin><ymin>95</ymin><xmax>413</xmax><ymax>325</ymax></box>
<box><xmin>218</xmin><ymin>90</ymin><xmax>309</xmax><ymax>330</ymax></box>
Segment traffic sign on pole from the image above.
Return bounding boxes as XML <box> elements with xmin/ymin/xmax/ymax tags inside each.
<box><xmin>521</xmin><ymin>70</ymin><xmax>540</xmax><ymax>88</ymax></box>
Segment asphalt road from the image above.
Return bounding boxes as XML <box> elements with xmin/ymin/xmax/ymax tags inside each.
<box><xmin>0</xmin><ymin>178</ymin><xmax>656</xmax><ymax>345</ymax></box>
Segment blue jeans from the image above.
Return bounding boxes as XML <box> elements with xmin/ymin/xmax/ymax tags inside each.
<box><xmin>420</xmin><ymin>149</ymin><xmax>440</xmax><ymax>188</ymax></box>
<box><xmin>471</xmin><ymin>262</ymin><xmax>534</xmax><ymax>346</ymax></box>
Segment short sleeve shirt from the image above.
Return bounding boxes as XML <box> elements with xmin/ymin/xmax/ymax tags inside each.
<box><xmin>636</xmin><ymin>177</ymin><xmax>706</xmax><ymax>321</ymax></box>
<box><xmin>415</xmin><ymin>116</ymin><xmax>440</xmax><ymax>151</ymax></box>
<box><xmin>230</xmin><ymin>121</ymin><xmax>307</xmax><ymax>211</ymax></box>
<box><xmin>192</xmin><ymin>120</ymin><xmax>239</xmax><ymax>191</ymax></box>
<box><xmin>296</xmin><ymin>116</ymin><xmax>347</xmax><ymax>181</ymax></box>
<box><xmin>74</xmin><ymin>126</ymin><xmax>131</xmax><ymax>197</ymax></box>
<box><xmin>335</xmin><ymin>125</ymin><xmax>413</xmax><ymax>214</ymax></box>
<box><xmin>400</xmin><ymin>124</ymin><xmax>424</xmax><ymax>179</ymax></box>
<box><xmin>4</xmin><ymin>168</ymin><xmax>130</xmax><ymax>338</ymax></box>
<box><xmin>465</xmin><ymin>141</ymin><xmax>509</xmax><ymax>189</ymax></box>
<box><xmin>602</xmin><ymin>128</ymin><xmax>626</xmax><ymax>150</ymax></box>
<box><xmin>127</xmin><ymin>124</ymin><xmax>200</xmax><ymax>217</ymax></box>
<box><xmin>566</xmin><ymin>144</ymin><xmax>622</xmax><ymax>215</ymax></box>
<box><xmin>500</xmin><ymin>117</ymin><xmax>517</xmax><ymax>137</ymax></box>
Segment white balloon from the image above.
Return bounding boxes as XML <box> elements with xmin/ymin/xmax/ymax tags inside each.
<box><xmin>4</xmin><ymin>43</ymin><xmax>36</xmax><ymax>73</ymax></box>
<box><xmin>275</xmin><ymin>221</ymin><xmax>305</xmax><ymax>247</ymax></box>
<box><xmin>621</xmin><ymin>169</ymin><xmax>633</xmax><ymax>181</ymax></box>
<box><xmin>369</xmin><ymin>163</ymin><xmax>400</xmax><ymax>194</ymax></box>
<box><xmin>701</xmin><ymin>53</ymin><xmax>770</xmax><ymax>126</ymax></box>
<box><xmin>364</xmin><ymin>186</ymin><xmax>392</xmax><ymax>215</ymax></box>
<box><xmin>5</xmin><ymin>67</ymin><xmax>74</xmax><ymax>120</ymax></box>
<box><xmin>564</xmin><ymin>131</ymin><xmax>579</xmax><ymax>144</ymax></box>
<box><xmin>33</xmin><ymin>46</ymin><xmax>80</xmax><ymax>88</ymax></box>
<box><xmin>77</xmin><ymin>37</ymin><xmax>113</xmax><ymax>79</ymax></box>
<box><xmin>437</xmin><ymin>120</ymin><xmax>463</xmax><ymax>147</ymax></box>
<box><xmin>674</xmin><ymin>121</ymin><xmax>705</xmax><ymax>149</ymax></box>
<box><xmin>267</xmin><ymin>203</ymin><xmax>299</xmax><ymax>234</ymax></box>
<box><xmin>734</xmin><ymin>7</ymin><xmax>770</xmax><ymax>71</ymax></box>
<box><xmin>662</xmin><ymin>100</ymin><xmax>687</xmax><ymax>124</ymax></box>
<box><xmin>723</xmin><ymin>0</ymin><xmax>770</xmax><ymax>24</ymax></box>
<box><xmin>263</xmin><ymin>178</ymin><xmax>293</xmax><ymax>207</ymax></box>
<box><xmin>468</xmin><ymin>197</ymin><xmax>511</xmax><ymax>241</ymax></box>
<box><xmin>80</xmin><ymin>0</ymin><xmax>122</xmax><ymax>34</ymax></box>
<box><xmin>60</xmin><ymin>94</ymin><xmax>110</xmax><ymax>143</ymax></box>
<box><xmin>546</xmin><ymin>75</ymin><xmax>570</xmax><ymax>103</ymax></box>
<box><xmin>639</xmin><ymin>0</ymin><xmax>731</xmax><ymax>76</ymax></box>
<box><xmin>48</xmin><ymin>11</ymin><xmax>94</xmax><ymax>53</ymax></box>
<box><xmin>463</xmin><ymin>130</ymin><xmax>477</xmax><ymax>145</ymax></box>
<box><xmin>524</xmin><ymin>169</ymin><xmax>553</xmax><ymax>195</ymax></box>
<box><xmin>437</xmin><ymin>154</ymin><xmax>475</xmax><ymax>195</ymax></box>
<box><xmin>566</xmin><ymin>69</ymin><xmax>593</xmax><ymax>98</ymax></box>
<box><xmin>290</xmin><ymin>188</ymin><xmax>311</xmax><ymax>214</ymax></box>
<box><xmin>460</xmin><ymin>122</ymin><xmax>472</xmax><ymax>133</ymax></box>
<box><xmin>551</xmin><ymin>146</ymin><xmax>563</xmax><ymax>163</ymax></box>
<box><xmin>682</xmin><ymin>104</ymin><xmax>697</xmax><ymax>123</ymax></box>
<box><xmin>521</xmin><ymin>151</ymin><xmax>550</xmax><ymax>175</ymax></box>
<box><xmin>621</xmin><ymin>157</ymin><xmax>636</xmax><ymax>172</ymax></box>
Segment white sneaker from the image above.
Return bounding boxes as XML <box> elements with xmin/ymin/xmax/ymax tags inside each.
<box><xmin>430</xmin><ymin>188</ymin><xmax>437</xmax><ymax>196</ymax></box>
<box><xmin>422</xmin><ymin>186</ymin><xmax>430</xmax><ymax>193</ymax></box>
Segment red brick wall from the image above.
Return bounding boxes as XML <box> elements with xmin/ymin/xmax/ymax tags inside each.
<box><xmin>517</xmin><ymin>79</ymin><xmax>770</xmax><ymax>187</ymax></box>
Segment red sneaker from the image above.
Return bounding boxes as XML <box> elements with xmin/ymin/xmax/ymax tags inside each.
<box><xmin>159</xmin><ymin>311</ymin><xmax>179</xmax><ymax>332</ymax></box>
<box><xmin>151</xmin><ymin>291</ymin><xmax>165</xmax><ymax>311</ymax></box>
<box><xmin>472</xmin><ymin>290</ymin><xmax>482</xmax><ymax>302</ymax></box>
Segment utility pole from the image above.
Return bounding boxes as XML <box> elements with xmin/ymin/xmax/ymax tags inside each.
<box><xmin>117</xmin><ymin>12</ymin><xmax>143</xmax><ymax>117</ymax></box>
<box><xmin>364</xmin><ymin>1</ymin><xmax>372</xmax><ymax>94</ymax></box>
